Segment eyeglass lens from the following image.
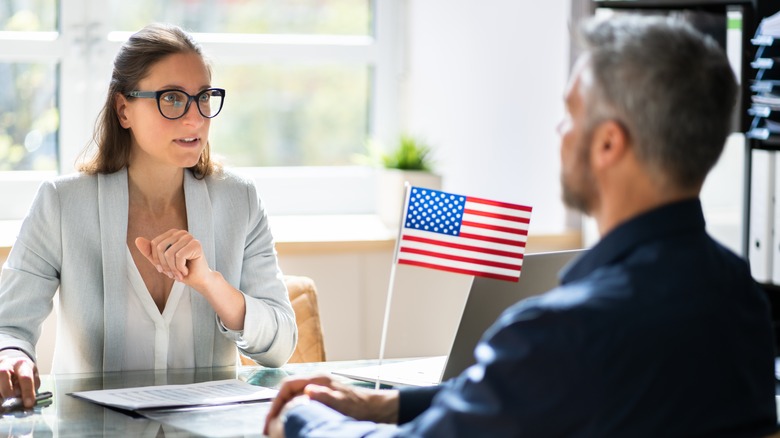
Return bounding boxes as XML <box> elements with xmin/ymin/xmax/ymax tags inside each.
<box><xmin>159</xmin><ymin>89</ymin><xmax>224</xmax><ymax>119</ymax></box>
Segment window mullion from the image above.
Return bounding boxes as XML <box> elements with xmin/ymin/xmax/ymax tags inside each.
<box><xmin>59</xmin><ymin>0</ymin><xmax>112</xmax><ymax>174</ymax></box>
<box><xmin>371</xmin><ymin>0</ymin><xmax>402</xmax><ymax>152</ymax></box>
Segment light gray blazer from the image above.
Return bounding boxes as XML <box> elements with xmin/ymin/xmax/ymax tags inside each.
<box><xmin>0</xmin><ymin>168</ymin><xmax>297</xmax><ymax>373</ymax></box>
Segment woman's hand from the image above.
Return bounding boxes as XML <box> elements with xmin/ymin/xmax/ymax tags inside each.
<box><xmin>135</xmin><ymin>230</ymin><xmax>246</xmax><ymax>330</ymax></box>
<box><xmin>135</xmin><ymin>229</ymin><xmax>214</xmax><ymax>290</ymax></box>
<box><xmin>0</xmin><ymin>349</ymin><xmax>40</xmax><ymax>409</ymax></box>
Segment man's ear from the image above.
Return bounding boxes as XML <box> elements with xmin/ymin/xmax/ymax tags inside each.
<box><xmin>115</xmin><ymin>94</ymin><xmax>131</xmax><ymax>129</ymax></box>
<box><xmin>590</xmin><ymin>120</ymin><xmax>629</xmax><ymax>170</ymax></box>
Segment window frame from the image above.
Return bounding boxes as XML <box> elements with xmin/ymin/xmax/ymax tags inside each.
<box><xmin>0</xmin><ymin>0</ymin><xmax>401</xmax><ymax>220</ymax></box>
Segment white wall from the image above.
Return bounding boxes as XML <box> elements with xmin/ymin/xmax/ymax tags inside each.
<box><xmin>278</xmin><ymin>250</ymin><xmax>472</xmax><ymax>361</ymax></box>
<box><xmin>700</xmin><ymin>133</ymin><xmax>745</xmax><ymax>255</ymax></box>
<box><xmin>402</xmin><ymin>1</ymin><xmax>571</xmax><ymax>234</ymax></box>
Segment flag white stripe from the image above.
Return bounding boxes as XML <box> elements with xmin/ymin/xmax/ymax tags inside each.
<box><xmin>464</xmin><ymin>201</ymin><xmax>533</xmax><ymax>219</ymax></box>
<box><xmin>401</xmin><ymin>229</ymin><xmax>526</xmax><ymax>253</ymax></box>
<box><xmin>397</xmin><ymin>252</ymin><xmax>521</xmax><ymax>277</ymax></box>
<box><xmin>462</xmin><ymin>213</ymin><xmax>531</xmax><ymax>231</ymax></box>
<box><xmin>459</xmin><ymin>225</ymin><xmax>528</xmax><ymax>243</ymax></box>
<box><xmin>399</xmin><ymin>240</ymin><xmax>524</xmax><ymax>266</ymax></box>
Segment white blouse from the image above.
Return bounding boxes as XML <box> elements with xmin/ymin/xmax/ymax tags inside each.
<box><xmin>123</xmin><ymin>247</ymin><xmax>195</xmax><ymax>370</ymax></box>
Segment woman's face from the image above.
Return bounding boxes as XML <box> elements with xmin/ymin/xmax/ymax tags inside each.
<box><xmin>118</xmin><ymin>52</ymin><xmax>212</xmax><ymax>172</ymax></box>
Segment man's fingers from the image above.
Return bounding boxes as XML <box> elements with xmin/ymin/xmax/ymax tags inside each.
<box><xmin>303</xmin><ymin>384</ymin><xmax>341</xmax><ymax>407</ymax></box>
<box><xmin>266</xmin><ymin>379</ymin><xmax>309</xmax><ymax>422</ymax></box>
<box><xmin>266</xmin><ymin>415</ymin><xmax>285</xmax><ymax>438</ymax></box>
<box><xmin>264</xmin><ymin>375</ymin><xmax>335</xmax><ymax>432</ymax></box>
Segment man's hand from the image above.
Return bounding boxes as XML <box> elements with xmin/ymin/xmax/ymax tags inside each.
<box><xmin>0</xmin><ymin>349</ymin><xmax>40</xmax><ymax>409</ymax></box>
<box><xmin>263</xmin><ymin>374</ymin><xmax>400</xmax><ymax>435</ymax></box>
<box><xmin>267</xmin><ymin>395</ymin><xmax>311</xmax><ymax>438</ymax></box>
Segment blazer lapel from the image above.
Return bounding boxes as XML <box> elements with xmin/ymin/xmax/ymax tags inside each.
<box><xmin>184</xmin><ymin>171</ymin><xmax>216</xmax><ymax>367</ymax></box>
<box><xmin>98</xmin><ymin>169</ymin><xmax>129</xmax><ymax>372</ymax></box>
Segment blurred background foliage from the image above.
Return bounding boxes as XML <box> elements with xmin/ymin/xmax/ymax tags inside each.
<box><xmin>110</xmin><ymin>0</ymin><xmax>370</xmax><ymax>35</ymax></box>
<box><xmin>0</xmin><ymin>0</ymin><xmax>372</xmax><ymax>171</ymax></box>
<box><xmin>113</xmin><ymin>0</ymin><xmax>373</xmax><ymax>167</ymax></box>
<box><xmin>0</xmin><ymin>0</ymin><xmax>58</xmax><ymax>171</ymax></box>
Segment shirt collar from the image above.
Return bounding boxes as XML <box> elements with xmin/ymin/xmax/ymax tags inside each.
<box><xmin>559</xmin><ymin>198</ymin><xmax>706</xmax><ymax>284</ymax></box>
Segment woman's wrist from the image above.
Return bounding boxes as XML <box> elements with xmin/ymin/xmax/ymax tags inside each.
<box><xmin>191</xmin><ymin>269</ymin><xmax>224</xmax><ymax>297</ymax></box>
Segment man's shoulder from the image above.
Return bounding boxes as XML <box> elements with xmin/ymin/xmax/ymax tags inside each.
<box><xmin>495</xmin><ymin>281</ymin><xmax>623</xmax><ymax>335</ymax></box>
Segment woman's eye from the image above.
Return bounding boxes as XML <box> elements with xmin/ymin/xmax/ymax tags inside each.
<box><xmin>161</xmin><ymin>93</ymin><xmax>183</xmax><ymax>106</ymax></box>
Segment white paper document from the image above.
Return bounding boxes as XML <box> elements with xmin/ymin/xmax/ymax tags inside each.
<box><xmin>70</xmin><ymin>379</ymin><xmax>277</xmax><ymax>411</ymax></box>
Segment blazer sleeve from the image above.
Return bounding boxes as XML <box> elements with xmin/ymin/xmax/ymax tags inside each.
<box><xmin>0</xmin><ymin>181</ymin><xmax>62</xmax><ymax>360</ymax></box>
<box><xmin>281</xmin><ymin>381</ymin><xmax>447</xmax><ymax>437</ymax></box>
<box><xmin>224</xmin><ymin>179</ymin><xmax>297</xmax><ymax>367</ymax></box>
<box><xmin>285</xmin><ymin>401</ymin><xmax>400</xmax><ymax>438</ymax></box>
<box><xmin>397</xmin><ymin>386</ymin><xmax>442</xmax><ymax>424</ymax></box>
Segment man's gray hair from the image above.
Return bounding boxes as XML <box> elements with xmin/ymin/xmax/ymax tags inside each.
<box><xmin>578</xmin><ymin>15</ymin><xmax>737</xmax><ymax>189</ymax></box>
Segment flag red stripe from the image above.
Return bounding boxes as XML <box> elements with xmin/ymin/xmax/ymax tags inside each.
<box><xmin>461</xmin><ymin>221</ymin><xmax>530</xmax><ymax>236</ymax></box>
<box><xmin>459</xmin><ymin>232</ymin><xmax>527</xmax><ymax>248</ymax></box>
<box><xmin>398</xmin><ymin>259</ymin><xmax>520</xmax><ymax>282</ymax></box>
<box><xmin>399</xmin><ymin>247</ymin><xmax>523</xmax><ymax>271</ymax></box>
<box><xmin>401</xmin><ymin>235</ymin><xmax>525</xmax><ymax>259</ymax></box>
<box><xmin>466</xmin><ymin>196</ymin><xmax>533</xmax><ymax>212</ymax></box>
<box><xmin>464</xmin><ymin>208</ymin><xmax>531</xmax><ymax>224</ymax></box>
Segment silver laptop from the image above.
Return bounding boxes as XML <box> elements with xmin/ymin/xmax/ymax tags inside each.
<box><xmin>333</xmin><ymin>249</ymin><xmax>585</xmax><ymax>386</ymax></box>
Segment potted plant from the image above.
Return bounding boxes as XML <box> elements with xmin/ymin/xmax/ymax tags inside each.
<box><xmin>370</xmin><ymin>135</ymin><xmax>442</xmax><ymax>229</ymax></box>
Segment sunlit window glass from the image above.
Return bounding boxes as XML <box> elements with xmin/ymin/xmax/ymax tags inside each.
<box><xmin>110</xmin><ymin>0</ymin><xmax>371</xmax><ymax>35</ymax></box>
<box><xmin>0</xmin><ymin>0</ymin><xmax>58</xmax><ymax>32</ymax></box>
<box><xmin>110</xmin><ymin>0</ymin><xmax>373</xmax><ymax>167</ymax></box>
<box><xmin>210</xmin><ymin>65</ymin><xmax>369</xmax><ymax>167</ymax></box>
<box><xmin>0</xmin><ymin>62</ymin><xmax>58</xmax><ymax>171</ymax></box>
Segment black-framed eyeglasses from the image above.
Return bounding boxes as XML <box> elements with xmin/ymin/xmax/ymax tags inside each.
<box><xmin>126</xmin><ymin>88</ymin><xmax>226</xmax><ymax>120</ymax></box>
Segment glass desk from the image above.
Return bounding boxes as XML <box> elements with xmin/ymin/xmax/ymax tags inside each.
<box><xmin>0</xmin><ymin>359</ymin><xmax>388</xmax><ymax>438</ymax></box>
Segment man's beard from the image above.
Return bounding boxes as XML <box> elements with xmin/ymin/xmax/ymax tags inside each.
<box><xmin>561</xmin><ymin>134</ymin><xmax>597</xmax><ymax>214</ymax></box>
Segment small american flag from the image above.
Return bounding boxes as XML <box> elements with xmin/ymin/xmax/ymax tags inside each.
<box><xmin>395</xmin><ymin>186</ymin><xmax>532</xmax><ymax>282</ymax></box>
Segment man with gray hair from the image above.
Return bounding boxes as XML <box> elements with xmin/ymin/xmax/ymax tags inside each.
<box><xmin>264</xmin><ymin>15</ymin><xmax>778</xmax><ymax>437</ymax></box>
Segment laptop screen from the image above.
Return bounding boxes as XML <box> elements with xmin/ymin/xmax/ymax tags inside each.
<box><xmin>441</xmin><ymin>249</ymin><xmax>585</xmax><ymax>381</ymax></box>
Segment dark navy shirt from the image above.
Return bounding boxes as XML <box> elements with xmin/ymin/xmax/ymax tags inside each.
<box><xmin>285</xmin><ymin>199</ymin><xmax>778</xmax><ymax>437</ymax></box>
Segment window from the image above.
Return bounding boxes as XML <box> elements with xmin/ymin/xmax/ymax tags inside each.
<box><xmin>0</xmin><ymin>0</ymin><xmax>401</xmax><ymax>219</ymax></box>
<box><xmin>0</xmin><ymin>62</ymin><xmax>58</xmax><ymax>172</ymax></box>
<box><xmin>0</xmin><ymin>0</ymin><xmax>59</xmax><ymax>173</ymax></box>
<box><xmin>109</xmin><ymin>0</ymin><xmax>372</xmax><ymax>35</ymax></box>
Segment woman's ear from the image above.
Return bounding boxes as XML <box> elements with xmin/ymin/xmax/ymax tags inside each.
<box><xmin>115</xmin><ymin>94</ymin><xmax>130</xmax><ymax>129</ymax></box>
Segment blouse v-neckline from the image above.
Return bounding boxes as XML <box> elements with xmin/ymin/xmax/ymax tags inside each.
<box><xmin>126</xmin><ymin>246</ymin><xmax>185</xmax><ymax>321</ymax></box>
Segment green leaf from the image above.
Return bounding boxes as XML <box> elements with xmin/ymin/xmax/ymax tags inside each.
<box><xmin>382</xmin><ymin>135</ymin><xmax>433</xmax><ymax>171</ymax></box>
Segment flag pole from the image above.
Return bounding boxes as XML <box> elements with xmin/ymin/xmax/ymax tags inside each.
<box><xmin>375</xmin><ymin>182</ymin><xmax>413</xmax><ymax>390</ymax></box>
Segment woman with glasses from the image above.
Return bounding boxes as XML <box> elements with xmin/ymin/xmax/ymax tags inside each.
<box><xmin>0</xmin><ymin>23</ymin><xmax>297</xmax><ymax>408</ymax></box>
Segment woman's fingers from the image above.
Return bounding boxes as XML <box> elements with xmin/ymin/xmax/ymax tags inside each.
<box><xmin>135</xmin><ymin>230</ymin><xmax>207</xmax><ymax>284</ymax></box>
<box><xmin>0</xmin><ymin>352</ymin><xmax>39</xmax><ymax>408</ymax></box>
